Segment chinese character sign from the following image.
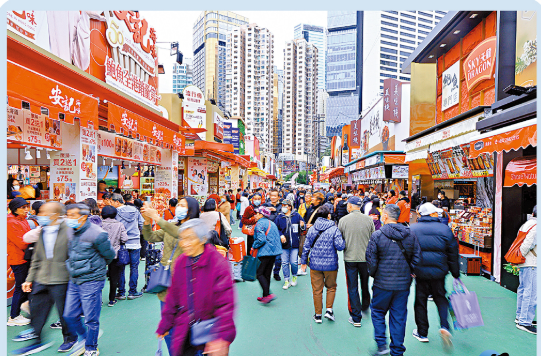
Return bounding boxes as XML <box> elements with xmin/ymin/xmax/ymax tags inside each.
<box><xmin>350</xmin><ymin>118</ymin><xmax>361</xmax><ymax>148</ymax></box>
<box><xmin>464</xmin><ymin>36</ymin><xmax>497</xmax><ymax>90</ymax></box>
<box><xmin>383</xmin><ymin>78</ymin><xmax>401</xmax><ymax>123</ymax></box>
<box><xmin>7</xmin><ymin>11</ymin><xmax>38</xmax><ymax>42</ymax></box>
<box><xmin>182</xmin><ymin>85</ymin><xmax>207</xmax><ymax>140</ymax></box>
<box><xmin>80</xmin><ymin>127</ymin><xmax>98</xmax><ymax>200</ymax></box>
<box><xmin>442</xmin><ymin>61</ymin><xmax>460</xmax><ymax>111</ymax></box>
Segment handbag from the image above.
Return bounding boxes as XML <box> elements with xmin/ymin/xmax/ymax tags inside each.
<box><xmin>146</xmin><ymin>243</ymin><xmax>178</xmax><ymax>294</ymax></box>
<box><xmin>242</xmin><ymin>224</ymin><xmax>255</xmax><ymax>236</ymax></box>
<box><xmin>187</xmin><ymin>260</ymin><xmax>218</xmax><ymax>346</ymax></box>
<box><xmin>117</xmin><ymin>245</ymin><xmax>130</xmax><ymax>265</ymax></box>
<box><xmin>216</xmin><ymin>213</ymin><xmax>229</xmax><ymax>247</ymax></box>
<box><xmin>504</xmin><ymin>224</ymin><xmax>536</xmax><ymax>264</ymax></box>
<box><xmin>448</xmin><ymin>278</ymin><xmax>484</xmax><ymax>330</ymax></box>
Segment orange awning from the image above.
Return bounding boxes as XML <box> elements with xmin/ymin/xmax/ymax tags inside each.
<box><xmin>470</xmin><ymin>121</ymin><xmax>537</xmax><ymax>158</ymax></box>
<box><xmin>504</xmin><ymin>156</ymin><xmax>537</xmax><ymax>187</ymax></box>
<box><xmin>384</xmin><ymin>153</ymin><xmax>406</xmax><ymax>164</ymax></box>
<box><xmin>328</xmin><ymin>167</ymin><xmax>345</xmax><ymax>179</ymax></box>
<box><xmin>266</xmin><ymin>174</ymin><xmax>277</xmax><ymax>180</ymax></box>
<box><xmin>194</xmin><ymin>140</ymin><xmax>234</xmax><ymax>152</ymax></box>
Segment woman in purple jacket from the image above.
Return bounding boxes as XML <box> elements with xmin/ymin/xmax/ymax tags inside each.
<box><xmin>157</xmin><ymin>219</ymin><xmax>236</xmax><ymax>356</ymax></box>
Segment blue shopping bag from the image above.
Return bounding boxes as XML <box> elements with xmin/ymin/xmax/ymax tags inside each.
<box><xmin>241</xmin><ymin>250</ymin><xmax>260</xmax><ymax>282</ymax></box>
<box><xmin>448</xmin><ymin>278</ymin><xmax>484</xmax><ymax>330</ymax></box>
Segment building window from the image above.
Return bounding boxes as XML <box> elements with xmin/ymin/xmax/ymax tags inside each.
<box><xmin>400</xmin><ymin>18</ymin><xmax>415</xmax><ymax>25</ymax></box>
<box><xmin>381</xmin><ymin>27</ymin><xmax>398</xmax><ymax>34</ymax></box>
<box><xmin>381</xmin><ymin>21</ymin><xmax>398</xmax><ymax>28</ymax></box>
<box><xmin>381</xmin><ymin>40</ymin><xmax>397</xmax><ymax>47</ymax></box>
<box><xmin>381</xmin><ymin>53</ymin><xmax>398</xmax><ymax>60</ymax></box>
<box><xmin>381</xmin><ymin>33</ymin><xmax>398</xmax><ymax>41</ymax></box>
<box><xmin>418</xmin><ymin>24</ymin><xmax>433</xmax><ymax>30</ymax></box>
<box><xmin>417</xmin><ymin>11</ymin><xmax>432</xmax><ymax>17</ymax></box>
<box><xmin>381</xmin><ymin>66</ymin><xmax>397</xmax><ymax>72</ymax></box>
<box><xmin>399</xmin><ymin>76</ymin><xmax>411</xmax><ymax>81</ymax></box>
<box><xmin>418</xmin><ymin>17</ymin><xmax>433</xmax><ymax>24</ymax></box>
<box><xmin>436</xmin><ymin>16</ymin><xmax>443</xmax><ymax>20</ymax></box>
<box><xmin>436</xmin><ymin>10</ymin><xmax>447</xmax><ymax>15</ymax></box>
<box><xmin>381</xmin><ymin>47</ymin><xmax>398</xmax><ymax>54</ymax></box>
<box><xmin>381</xmin><ymin>14</ymin><xmax>398</xmax><ymax>21</ymax></box>
<box><xmin>419</xmin><ymin>30</ymin><xmax>430</xmax><ymax>35</ymax></box>
<box><xmin>401</xmin><ymin>12</ymin><xmax>416</xmax><ymax>19</ymax></box>
<box><xmin>400</xmin><ymin>51</ymin><xmax>411</xmax><ymax>56</ymax></box>
<box><xmin>384</xmin><ymin>10</ymin><xmax>399</xmax><ymax>15</ymax></box>
<box><xmin>402</xmin><ymin>39</ymin><xmax>415</xmax><ymax>44</ymax></box>
<box><xmin>381</xmin><ymin>73</ymin><xmax>397</xmax><ymax>79</ymax></box>
<box><xmin>400</xmin><ymin>31</ymin><xmax>415</xmax><ymax>38</ymax></box>
<box><xmin>380</xmin><ymin>60</ymin><xmax>397</xmax><ymax>67</ymax></box>
<box><xmin>400</xmin><ymin>25</ymin><xmax>415</xmax><ymax>32</ymax></box>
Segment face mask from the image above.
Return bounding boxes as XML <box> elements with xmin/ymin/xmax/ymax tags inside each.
<box><xmin>176</xmin><ymin>207</ymin><xmax>188</xmax><ymax>220</ymax></box>
<box><xmin>13</xmin><ymin>185</ymin><xmax>20</xmax><ymax>191</ymax></box>
<box><xmin>221</xmin><ymin>198</ymin><xmax>226</xmax><ymax>203</ymax></box>
<box><xmin>65</xmin><ymin>217</ymin><xmax>82</xmax><ymax>229</ymax></box>
<box><xmin>282</xmin><ymin>207</ymin><xmax>289</xmax><ymax>214</ymax></box>
<box><xmin>253</xmin><ymin>200</ymin><xmax>261</xmax><ymax>206</ymax></box>
<box><xmin>36</xmin><ymin>215</ymin><xmax>52</xmax><ymax>226</ymax></box>
<box><xmin>299</xmin><ymin>195</ymin><xmax>304</xmax><ymax>198</ymax></box>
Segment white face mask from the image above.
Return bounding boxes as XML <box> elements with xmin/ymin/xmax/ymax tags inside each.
<box><xmin>13</xmin><ymin>185</ymin><xmax>20</xmax><ymax>191</ymax></box>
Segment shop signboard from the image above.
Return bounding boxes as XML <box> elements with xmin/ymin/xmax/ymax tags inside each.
<box><xmin>463</xmin><ymin>36</ymin><xmax>497</xmax><ymax>91</ymax></box>
<box><xmin>187</xmin><ymin>157</ymin><xmax>208</xmax><ymax>196</ymax></box>
<box><xmin>223</xmin><ymin>122</ymin><xmax>233</xmax><ymax>145</ymax></box>
<box><xmin>214</xmin><ymin>112</ymin><xmax>224</xmax><ymax>140</ymax></box>
<box><xmin>392</xmin><ymin>165</ymin><xmax>409</xmax><ymax>179</ymax></box>
<box><xmin>515</xmin><ymin>11</ymin><xmax>537</xmax><ymax>87</ymax></box>
<box><xmin>97</xmin><ymin>131</ymin><xmax>163</xmax><ymax>165</ymax></box>
<box><xmin>383</xmin><ymin>78</ymin><xmax>401</xmax><ymax>123</ymax></box>
<box><xmin>362</xmin><ymin>99</ymin><xmax>394</xmax><ymax>152</ymax></box>
<box><xmin>427</xmin><ymin>145</ymin><xmax>493</xmax><ymax>180</ymax></box>
<box><xmin>350</xmin><ymin>118</ymin><xmax>361</xmax><ymax>148</ymax></box>
<box><xmin>442</xmin><ymin>61</ymin><xmax>460</xmax><ymax>111</ymax></box>
<box><xmin>7</xmin><ymin>11</ymin><xmax>38</xmax><ymax>42</ymax></box>
<box><xmin>231</xmin><ymin>127</ymin><xmax>240</xmax><ymax>154</ymax></box>
<box><xmin>79</xmin><ymin>126</ymin><xmax>98</xmax><ymax>200</ymax></box>
<box><xmin>182</xmin><ymin>85</ymin><xmax>206</xmax><ymax>140</ymax></box>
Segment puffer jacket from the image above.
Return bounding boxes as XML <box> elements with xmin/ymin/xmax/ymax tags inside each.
<box><xmin>334</xmin><ymin>200</ymin><xmax>349</xmax><ymax>222</ymax></box>
<box><xmin>252</xmin><ymin>217</ymin><xmax>282</xmax><ymax>257</ymax></box>
<box><xmin>409</xmin><ymin>216</ymin><xmax>459</xmax><ymax>280</ymax></box>
<box><xmin>88</xmin><ymin>215</ymin><xmax>102</xmax><ymax>227</ymax></box>
<box><xmin>366</xmin><ymin>223</ymin><xmax>421</xmax><ymax>291</ymax></box>
<box><xmin>116</xmin><ymin>205</ymin><xmax>144</xmax><ymax>247</ymax></box>
<box><xmin>275</xmin><ymin>212</ymin><xmax>305</xmax><ymax>249</ymax></box>
<box><xmin>301</xmin><ymin>218</ymin><xmax>345</xmax><ymax>271</ymax></box>
<box><xmin>66</xmin><ymin>220</ymin><xmax>116</xmax><ymax>285</ymax></box>
<box><xmin>101</xmin><ymin>218</ymin><xmax>130</xmax><ymax>258</ymax></box>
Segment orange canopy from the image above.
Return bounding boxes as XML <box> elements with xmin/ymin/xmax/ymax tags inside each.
<box><xmin>504</xmin><ymin>156</ymin><xmax>537</xmax><ymax>187</ymax></box>
<box><xmin>470</xmin><ymin>123</ymin><xmax>537</xmax><ymax>159</ymax></box>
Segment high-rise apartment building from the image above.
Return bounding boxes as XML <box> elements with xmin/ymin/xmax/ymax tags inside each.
<box><xmin>276</xmin><ymin>68</ymin><xmax>284</xmax><ymax>155</ymax></box>
<box><xmin>294</xmin><ymin>24</ymin><xmax>326</xmax><ymax>91</ymax></box>
<box><xmin>283</xmin><ymin>39</ymin><xmax>318</xmax><ymax>165</ymax></box>
<box><xmin>225</xmin><ymin>24</ymin><xmax>275</xmax><ymax>154</ymax></box>
<box><xmin>192</xmin><ymin>11</ymin><xmax>249</xmax><ymax>109</ymax></box>
<box><xmin>171</xmin><ymin>58</ymin><xmax>193</xmax><ymax>94</ymax></box>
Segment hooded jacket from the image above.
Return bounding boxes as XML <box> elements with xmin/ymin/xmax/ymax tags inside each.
<box><xmin>275</xmin><ymin>211</ymin><xmax>305</xmax><ymax>249</ymax></box>
<box><xmin>301</xmin><ymin>218</ymin><xmax>345</xmax><ymax>271</ymax></box>
<box><xmin>409</xmin><ymin>216</ymin><xmax>459</xmax><ymax>280</ymax></box>
<box><xmin>397</xmin><ymin>197</ymin><xmax>411</xmax><ymax>223</ymax></box>
<box><xmin>366</xmin><ymin>223</ymin><xmax>421</xmax><ymax>291</ymax></box>
<box><xmin>116</xmin><ymin>205</ymin><xmax>144</xmax><ymax>248</ymax></box>
<box><xmin>7</xmin><ymin>213</ymin><xmax>31</xmax><ymax>265</ymax></box>
<box><xmin>263</xmin><ymin>201</ymin><xmax>282</xmax><ymax>222</ymax></box>
<box><xmin>333</xmin><ymin>199</ymin><xmax>349</xmax><ymax>223</ymax></box>
<box><xmin>101</xmin><ymin>218</ymin><xmax>130</xmax><ymax>258</ymax></box>
<box><xmin>252</xmin><ymin>217</ymin><xmax>282</xmax><ymax>257</ymax></box>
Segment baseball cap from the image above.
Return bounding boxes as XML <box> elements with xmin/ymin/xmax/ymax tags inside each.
<box><xmin>418</xmin><ymin>202</ymin><xmax>443</xmax><ymax>216</ymax></box>
<box><xmin>347</xmin><ymin>196</ymin><xmax>363</xmax><ymax>207</ymax></box>
<box><xmin>255</xmin><ymin>206</ymin><xmax>271</xmax><ymax>218</ymax></box>
<box><xmin>282</xmin><ymin>199</ymin><xmax>294</xmax><ymax>207</ymax></box>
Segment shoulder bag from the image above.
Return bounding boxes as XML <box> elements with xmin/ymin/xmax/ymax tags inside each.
<box><xmin>117</xmin><ymin>244</ymin><xmax>130</xmax><ymax>265</ymax></box>
<box><xmin>241</xmin><ymin>210</ymin><xmax>256</xmax><ymax>236</ymax></box>
<box><xmin>146</xmin><ymin>243</ymin><xmax>178</xmax><ymax>293</ymax></box>
<box><xmin>216</xmin><ymin>213</ymin><xmax>229</xmax><ymax>247</ymax></box>
<box><xmin>505</xmin><ymin>224</ymin><xmax>537</xmax><ymax>264</ymax></box>
<box><xmin>187</xmin><ymin>259</ymin><xmax>219</xmax><ymax>346</ymax></box>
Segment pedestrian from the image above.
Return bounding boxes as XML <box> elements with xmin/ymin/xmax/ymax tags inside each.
<box><xmin>333</xmin><ymin>193</ymin><xmax>349</xmax><ymax>223</ymax></box>
<box><xmin>369</xmin><ymin>199</ymin><xmax>383</xmax><ymax>231</ymax></box>
<box><xmin>236</xmin><ymin>188</ymin><xmax>243</xmax><ymax>220</ymax></box>
<box><xmin>299</xmin><ymin>192</ymin><xmax>325</xmax><ymax>276</ymax></box>
<box><xmin>363</xmin><ymin>195</ymin><xmax>378</xmax><ymax>215</ymax></box>
<box><xmin>217</xmin><ymin>195</ymin><xmax>231</xmax><ymax>223</ymax></box>
<box><xmin>409</xmin><ymin>202</ymin><xmax>459</xmax><ymax>346</ymax></box>
<box><xmin>110</xmin><ymin>193</ymin><xmax>144</xmax><ymax>300</ymax></box>
<box><xmin>386</xmin><ymin>190</ymin><xmax>398</xmax><ymax>205</ymax></box>
<box><xmin>83</xmin><ymin>198</ymin><xmax>102</xmax><ymax>227</ymax></box>
<box><xmin>132</xmin><ymin>198</ymin><xmax>147</xmax><ymax>261</ymax></box>
<box><xmin>251</xmin><ymin>206</ymin><xmax>282</xmax><ymax>304</ymax></box>
<box><xmin>432</xmin><ymin>200</ymin><xmax>450</xmax><ymax>225</ymax></box>
<box><xmin>438</xmin><ymin>191</ymin><xmax>450</xmax><ymax>210</ymax></box>
<box><xmin>241</xmin><ymin>193</ymin><xmax>262</xmax><ymax>251</ymax></box>
<box><xmin>227</xmin><ymin>189</ymin><xmax>237</xmax><ymax>225</ymax></box>
<box><xmin>300</xmin><ymin>205</ymin><xmax>345</xmax><ymax>323</ymax></box>
<box><xmin>163</xmin><ymin>198</ymin><xmax>178</xmax><ymax>222</ymax></box>
<box><xmin>298</xmin><ymin>192</ymin><xmax>312</xmax><ymax>219</ymax></box>
<box><xmin>100</xmin><ymin>192</ymin><xmax>112</xmax><ymax>208</ymax></box>
<box><xmin>142</xmin><ymin>197</ymin><xmax>200</xmax><ymax>355</ymax></box>
<box><xmin>295</xmin><ymin>190</ymin><xmax>306</xmax><ymax>210</ymax></box>
<box><xmin>100</xmin><ymin>206</ymin><xmax>129</xmax><ymax>307</ymax></box>
<box><xmin>515</xmin><ymin>205</ymin><xmax>537</xmax><ymax>335</ymax></box>
<box><xmin>275</xmin><ymin>199</ymin><xmax>305</xmax><ymax>290</ymax></box>
<box><xmin>396</xmin><ymin>191</ymin><xmax>411</xmax><ymax>226</ymax></box>
<box><xmin>12</xmin><ymin>202</ymin><xmax>78</xmax><ymax>355</ymax></box>
<box><xmin>7</xmin><ymin>197</ymin><xmax>32</xmax><ymax>326</ymax></box>
<box><xmin>156</xmin><ymin>219</ymin><xmax>236</xmax><ymax>356</ymax></box>
<box><xmin>239</xmin><ymin>192</ymin><xmax>250</xmax><ymax>219</ymax></box>
<box><xmin>366</xmin><ymin>204</ymin><xmax>421</xmax><ymax>356</ymax></box>
<box><xmin>200</xmin><ymin>198</ymin><xmax>232</xmax><ymax>242</ymax></box>
<box><xmin>63</xmin><ymin>203</ymin><xmax>116</xmax><ymax>356</ymax></box>
<box><xmin>263</xmin><ymin>188</ymin><xmax>283</xmax><ymax>281</ymax></box>
<box><xmin>338</xmin><ymin>196</ymin><xmax>375</xmax><ymax>327</ymax></box>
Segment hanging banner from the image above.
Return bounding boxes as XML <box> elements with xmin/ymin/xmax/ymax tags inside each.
<box><xmin>98</xmin><ymin>130</ymin><xmax>163</xmax><ymax>165</ymax></box>
<box><xmin>392</xmin><ymin>165</ymin><xmax>409</xmax><ymax>179</ymax></box>
<box><xmin>427</xmin><ymin>145</ymin><xmax>493</xmax><ymax>180</ymax></box>
<box><xmin>504</xmin><ymin>156</ymin><xmax>536</xmax><ymax>187</ymax></box>
<box><xmin>350</xmin><ymin>118</ymin><xmax>361</xmax><ymax>148</ymax></box>
<box><xmin>383</xmin><ymin>78</ymin><xmax>402</xmax><ymax>123</ymax></box>
<box><xmin>50</xmin><ymin>123</ymin><xmax>79</xmax><ymax>202</ymax></box>
<box><xmin>7</xmin><ymin>107</ymin><xmax>62</xmax><ymax>150</ymax></box>
<box><xmin>214</xmin><ymin>112</ymin><xmax>224</xmax><ymax>140</ymax></box>
<box><xmin>183</xmin><ymin>85</ymin><xmax>206</xmax><ymax>140</ymax></box>
<box><xmin>79</xmin><ymin>126</ymin><xmax>98</xmax><ymax>200</ymax></box>
<box><xmin>187</xmin><ymin>157</ymin><xmax>208</xmax><ymax>196</ymax></box>
<box><xmin>463</xmin><ymin>36</ymin><xmax>497</xmax><ymax>91</ymax></box>
<box><xmin>469</xmin><ymin>124</ymin><xmax>537</xmax><ymax>158</ymax></box>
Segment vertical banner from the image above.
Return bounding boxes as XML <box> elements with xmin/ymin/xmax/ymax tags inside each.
<box><xmin>493</xmin><ymin>152</ymin><xmax>503</xmax><ymax>283</ymax></box>
<box><xmin>383</xmin><ymin>78</ymin><xmax>402</xmax><ymax>123</ymax></box>
<box><xmin>187</xmin><ymin>157</ymin><xmax>208</xmax><ymax>197</ymax></box>
<box><xmin>155</xmin><ymin>149</ymin><xmax>178</xmax><ymax>200</ymax></box>
<box><xmin>442</xmin><ymin>61</ymin><xmax>460</xmax><ymax>111</ymax></box>
<box><xmin>350</xmin><ymin>118</ymin><xmax>361</xmax><ymax>148</ymax></box>
<box><xmin>79</xmin><ymin>126</ymin><xmax>98</xmax><ymax>200</ymax></box>
<box><xmin>7</xmin><ymin>106</ymin><xmax>24</xmax><ymax>142</ymax></box>
<box><xmin>50</xmin><ymin>122</ymin><xmax>79</xmax><ymax>202</ymax></box>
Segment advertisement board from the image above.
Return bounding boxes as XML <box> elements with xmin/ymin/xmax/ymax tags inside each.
<box><xmin>427</xmin><ymin>145</ymin><xmax>493</xmax><ymax>180</ymax></box>
<box><xmin>515</xmin><ymin>11</ymin><xmax>537</xmax><ymax>87</ymax></box>
<box><xmin>214</xmin><ymin>112</ymin><xmax>224</xmax><ymax>140</ymax></box>
<box><xmin>383</xmin><ymin>78</ymin><xmax>402</xmax><ymax>123</ymax></box>
<box><xmin>187</xmin><ymin>157</ymin><xmax>208</xmax><ymax>196</ymax></box>
<box><xmin>442</xmin><ymin>61</ymin><xmax>460</xmax><ymax>111</ymax></box>
<box><xmin>392</xmin><ymin>165</ymin><xmax>409</xmax><ymax>179</ymax></box>
<box><xmin>98</xmin><ymin>131</ymin><xmax>163</xmax><ymax>165</ymax></box>
<box><xmin>182</xmin><ymin>85</ymin><xmax>206</xmax><ymax>140</ymax></box>
<box><xmin>79</xmin><ymin>126</ymin><xmax>98</xmax><ymax>200</ymax></box>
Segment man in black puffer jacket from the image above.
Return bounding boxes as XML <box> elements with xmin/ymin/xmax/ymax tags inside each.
<box><xmin>366</xmin><ymin>204</ymin><xmax>421</xmax><ymax>356</ymax></box>
<box><xmin>409</xmin><ymin>202</ymin><xmax>459</xmax><ymax>347</ymax></box>
<box><xmin>334</xmin><ymin>194</ymin><xmax>349</xmax><ymax>223</ymax></box>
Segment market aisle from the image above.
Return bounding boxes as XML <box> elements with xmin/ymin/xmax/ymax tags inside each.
<box><xmin>7</xmin><ymin>223</ymin><xmax>535</xmax><ymax>355</ymax></box>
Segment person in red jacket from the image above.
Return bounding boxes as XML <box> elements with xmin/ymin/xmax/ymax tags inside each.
<box><xmin>242</xmin><ymin>193</ymin><xmax>262</xmax><ymax>251</ymax></box>
<box><xmin>396</xmin><ymin>191</ymin><xmax>411</xmax><ymax>226</ymax></box>
<box><xmin>386</xmin><ymin>190</ymin><xmax>398</xmax><ymax>206</ymax></box>
<box><xmin>7</xmin><ymin>197</ymin><xmax>32</xmax><ymax>326</ymax></box>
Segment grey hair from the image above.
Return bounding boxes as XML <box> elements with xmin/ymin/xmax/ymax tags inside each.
<box><xmin>47</xmin><ymin>201</ymin><xmax>66</xmax><ymax>215</ymax></box>
<box><xmin>111</xmin><ymin>193</ymin><xmax>124</xmax><ymax>204</ymax></box>
<box><xmin>66</xmin><ymin>203</ymin><xmax>90</xmax><ymax>216</ymax></box>
<box><xmin>383</xmin><ymin>204</ymin><xmax>400</xmax><ymax>222</ymax></box>
<box><xmin>178</xmin><ymin>218</ymin><xmax>209</xmax><ymax>243</ymax></box>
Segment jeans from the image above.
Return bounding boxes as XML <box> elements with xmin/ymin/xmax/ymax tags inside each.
<box><xmin>281</xmin><ymin>248</ymin><xmax>299</xmax><ymax>280</ymax></box>
<box><xmin>30</xmin><ymin>283</ymin><xmax>76</xmax><ymax>344</ymax></box>
<box><xmin>371</xmin><ymin>287</ymin><xmax>410</xmax><ymax>356</ymax></box>
<box><xmin>274</xmin><ymin>255</ymin><xmax>282</xmax><ymax>276</ymax></box>
<box><xmin>10</xmin><ymin>262</ymin><xmax>29</xmax><ymax>318</ymax></box>
<box><xmin>345</xmin><ymin>261</ymin><xmax>371</xmax><ymax>323</ymax></box>
<box><xmin>230</xmin><ymin>210</ymin><xmax>236</xmax><ymax>225</ymax></box>
<box><xmin>108</xmin><ymin>260</ymin><xmax>121</xmax><ymax>303</ymax></box>
<box><xmin>63</xmin><ymin>280</ymin><xmax>105</xmax><ymax>351</ymax></box>
<box><xmin>256</xmin><ymin>256</ymin><xmax>276</xmax><ymax>297</ymax></box>
<box><xmin>517</xmin><ymin>267</ymin><xmax>537</xmax><ymax>326</ymax></box>
<box><xmin>160</xmin><ymin>301</ymin><xmax>174</xmax><ymax>354</ymax></box>
<box><xmin>118</xmin><ymin>248</ymin><xmax>141</xmax><ymax>296</ymax></box>
<box><xmin>414</xmin><ymin>278</ymin><xmax>450</xmax><ymax>336</ymax></box>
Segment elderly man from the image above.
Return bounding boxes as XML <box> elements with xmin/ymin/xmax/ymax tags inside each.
<box><xmin>111</xmin><ymin>193</ymin><xmax>144</xmax><ymax>300</ymax></box>
<box><xmin>338</xmin><ymin>196</ymin><xmax>375</xmax><ymax>327</ymax></box>
<box><xmin>366</xmin><ymin>204</ymin><xmax>421</xmax><ymax>356</ymax></box>
<box><xmin>63</xmin><ymin>204</ymin><xmax>116</xmax><ymax>356</ymax></box>
<box><xmin>12</xmin><ymin>202</ymin><xmax>78</xmax><ymax>355</ymax></box>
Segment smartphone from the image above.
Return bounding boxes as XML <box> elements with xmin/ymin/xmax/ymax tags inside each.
<box><xmin>145</xmin><ymin>196</ymin><xmax>152</xmax><ymax>203</ymax></box>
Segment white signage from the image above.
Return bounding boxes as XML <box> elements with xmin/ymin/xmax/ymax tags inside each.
<box><xmin>182</xmin><ymin>85</ymin><xmax>206</xmax><ymax>139</ymax></box>
<box><xmin>392</xmin><ymin>165</ymin><xmax>409</xmax><ymax>179</ymax></box>
<box><xmin>442</xmin><ymin>61</ymin><xmax>460</xmax><ymax>111</ymax></box>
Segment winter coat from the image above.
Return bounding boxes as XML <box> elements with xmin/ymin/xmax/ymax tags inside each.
<box><xmin>217</xmin><ymin>201</ymin><xmax>231</xmax><ymax>222</ymax></box>
<box><xmin>366</xmin><ymin>223</ymin><xmax>421</xmax><ymax>291</ymax></box>
<box><xmin>66</xmin><ymin>220</ymin><xmax>116</xmax><ymax>285</ymax></box>
<box><xmin>157</xmin><ymin>244</ymin><xmax>236</xmax><ymax>356</ymax></box>
<box><xmin>361</xmin><ymin>197</ymin><xmax>372</xmax><ymax>213</ymax></box>
<box><xmin>386</xmin><ymin>196</ymin><xmax>398</xmax><ymax>205</ymax></box>
<box><xmin>88</xmin><ymin>215</ymin><xmax>103</xmax><ymax>227</ymax></box>
<box><xmin>518</xmin><ymin>217</ymin><xmax>537</xmax><ymax>268</ymax></box>
<box><xmin>101</xmin><ymin>218</ymin><xmax>130</xmax><ymax>258</ymax></box>
<box><xmin>275</xmin><ymin>212</ymin><xmax>305</xmax><ymax>249</ymax></box>
<box><xmin>298</xmin><ymin>202</ymin><xmax>310</xmax><ymax>220</ymax></box>
<box><xmin>7</xmin><ymin>213</ymin><xmax>31</xmax><ymax>266</ymax></box>
<box><xmin>439</xmin><ymin>197</ymin><xmax>451</xmax><ymax>209</ymax></box>
<box><xmin>241</xmin><ymin>205</ymin><xmax>258</xmax><ymax>234</ymax></box>
<box><xmin>338</xmin><ymin>210</ymin><xmax>374</xmax><ymax>262</ymax></box>
<box><xmin>301</xmin><ymin>218</ymin><xmax>345</xmax><ymax>271</ymax></box>
<box><xmin>143</xmin><ymin>219</ymin><xmax>184</xmax><ymax>302</ymax></box>
<box><xmin>397</xmin><ymin>197</ymin><xmax>411</xmax><ymax>223</ymax></box>
<box><xmin>409</xmin><ymin>216</ymin><xmax>459</xmax><ymax>280</ymax></box>
<box><xmin>334</xmin><ymin>200</ymin><xmax>349</xmax><ymax>223</ymax></box>
<box><xmin>305</xmin><ymin>203</ymin><xmax>323</xmax><ymax>226</ymax></box>
<box><xmin>239</xmin><ymin>196</ymin><xmax>250</xmax><ymax>216</ymax></box>
<box><xmin>200</xmin><ymin>211</ymin><xmax>232</xmax><ymax>237</ymax></box>
<box><xmin>252</xmin><ymin>217</ymin><xmax>282</xmax><ymax>257</ymax></box>
<box><xmin>263</xmin><ymin>201</ymin><xmax>282</xmax><ymax>222</ymax></box>
<box><xmin>116</xmin><ymin>205</ymin><xmax>144</xmax><ymax>247</ymax></box>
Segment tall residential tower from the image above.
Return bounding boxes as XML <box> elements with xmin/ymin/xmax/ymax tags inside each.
<box><xmin>294</xmin><ymin>24</ymin><xmax>326</xmax><ymax>91</ymax></box>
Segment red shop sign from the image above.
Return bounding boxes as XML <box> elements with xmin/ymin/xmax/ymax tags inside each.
<box><xmin>463</xmin><ymin>36</ymin><xmax>497</xmax><ymax>91</ymax></box>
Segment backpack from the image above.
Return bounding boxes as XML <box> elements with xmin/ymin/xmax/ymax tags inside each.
<box><xmin>504</xmin><ymin>224</ymin><xmax>536</xmax><ymax>264</ymax></box>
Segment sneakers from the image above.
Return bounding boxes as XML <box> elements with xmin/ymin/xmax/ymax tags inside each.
<box><xmin>291</xmin><ymin>276</ymin><xmax>298</xmax><ymax>286</ymax></box>
<box><xmin>348</xmin><ymin>317</ymin><xmax>361</xmax><ymax>327</ymax></box>
<box><xmin>69</xmin><ymin>339</ymin><xmax>86</xmax><ymax>356</ymax></box>
<box><xmin>517</xmin><ymin>324</ymin><xmax>537</xmax><ymax>334</ymax></box>
<box><xmin>260</xmin><ymin>294</ymin><xmax>276</xmax><ymax>304</ymax></box>
<box><xmin>11</xmin><ymin>341</ymin><xmax>54</xmax><ymax>356</ymax></box>
<box><xmin>127</xmin><ymin>292</ymin><xmax>143</xmax><ymax>300</ymax></box>
<box><xmin>12</xmin><ymin>329</ymin><xmax>38</xmax><ymax>342</ymax></box>
<box><xmin>115</xmin><ymin>294</ymin><xmax>126</xmax><ymax>300</ymax></box>
<box><xmin>515</xmin><ymin>318</ymin><xmax>537</xmax><ymax>325</ymax></box>
<box><xmin>440</xmin><ymin>328</ymin><xmax>453</xmax><ymax>348</ymax></box>
<box><xmin>50</xmin><ymin>320</ymin><xmax>62</xmax><ymax>329</ymax></box>
<box><xmin>297</xmin><ymin>269</ymin><xmax>307</xmax><ymax>276</ymax></box>
<box><xmin>324</xmin><ymin>309</ymin><xmax>335</xmax><ymax>321</ymax></box>
<box><xmin>257</xmin><ymin>297</ymin><xmax>263</xmax><ymax>302</ymax></box>
<box><xmin>273</xmin><ymin>274</ymin><xmax>281</xmax><ymax>281</ymax></box>
<box><xmin>428</xmin><ymin>295</ymin><xmax>433</xmax><ymax>301</ymax></box>
<box><xmin>83</xmin><ymin>350</ymin><xmax>99</xmax><ymax>356</ymax></box>
<box><xmin>58</xmin><ymin>340</ymin><xmax>77</xmax><ymax>353</ymax></box>
<box><xmin>313</xmin><ymin>314</ymin><xmax>322</xmax><ymax>324</ymax></box>
<box><xmin>283</xmin><ymin>280</ymin><xmax>290</xmax><ymax>290</ymax></box>
<box><xmin>140</xmin><ymin>257</ymin><xmax>146</xmax><ymax>261</ymax></box>
<box><xmin>370</xmin><ymin>346</ymin><xmax>390</xmax><ymax>356</ymax></box>
<box><xmin>412</xmin><ymin>329</ymin><xmax>429</xmax><ymax>342</ymax></box>
<box><xmin>20</xmin><ymin>301</ymin><xmax>30</xmax><ymax>316</ymax></box>
<box><xmin>7</xmin><ymin>315</ymin><xmax>31</xmax><ymax>326</ymax></box>
<box><xmin>107</xmin><ymin>300</ymin><xmax>117</xmax><ymax>307</ymax></box>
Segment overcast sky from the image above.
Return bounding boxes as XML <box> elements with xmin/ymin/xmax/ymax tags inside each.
<box><xmin>141</xmin><ymin>11</ymin><xmax>328</xmax><ymax>67</ymax></box>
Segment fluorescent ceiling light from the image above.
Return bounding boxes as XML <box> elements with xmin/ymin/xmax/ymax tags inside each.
<box><xmin>470</xmin><ymin>14</ymin><xmax>478</xmax><ymax>18</ymax></box>
<box><xmin>453</xmin><ymin>30</ymin><xmax>461</xmax><ymax>34</ymax></box>
<box><xmin>440</xmin><ymin>44</ymin><xmax>446</xmax><ymax>47</ymax></box>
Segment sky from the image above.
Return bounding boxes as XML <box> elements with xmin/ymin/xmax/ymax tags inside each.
<box><xmin>141</xmin><ymin>11</ymin><xmax>328</xmax><ymax>68</ymax></box>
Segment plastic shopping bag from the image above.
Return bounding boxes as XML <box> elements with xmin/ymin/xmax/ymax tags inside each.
<box><xmin>155</xmin><ymin>339</ymin><xmax>163</xmax><ymax>356</ymax></box>
<box><xmin>448</xmin><ymin>278</ymin><xmax>484</xmax><ymax>330</ymax></box>
<box><xmin>241</xmin><ymin>250</ymin><xmax>260</xmax><ymax>281</ymax></box>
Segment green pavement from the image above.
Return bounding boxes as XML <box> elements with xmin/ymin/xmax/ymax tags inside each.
<box><xmin>7</xmin><ymin>222</ymin><xmax>536</xmax><ymax>356</ymax></box>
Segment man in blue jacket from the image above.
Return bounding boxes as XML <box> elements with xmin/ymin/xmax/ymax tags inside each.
<box><xmin>366</xmin><ymin>204</ymin><xmax>421</xmax><ymax>356</ymax></box>
<box><xmin>409</xmin><ymin>202</ymin><xmax>459</xmax><ymax>347</ymax></box>
<box><xmin>63</xmin><ymin>204</ymin><xmax>116</xmax><ymax>356</ymax></box>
